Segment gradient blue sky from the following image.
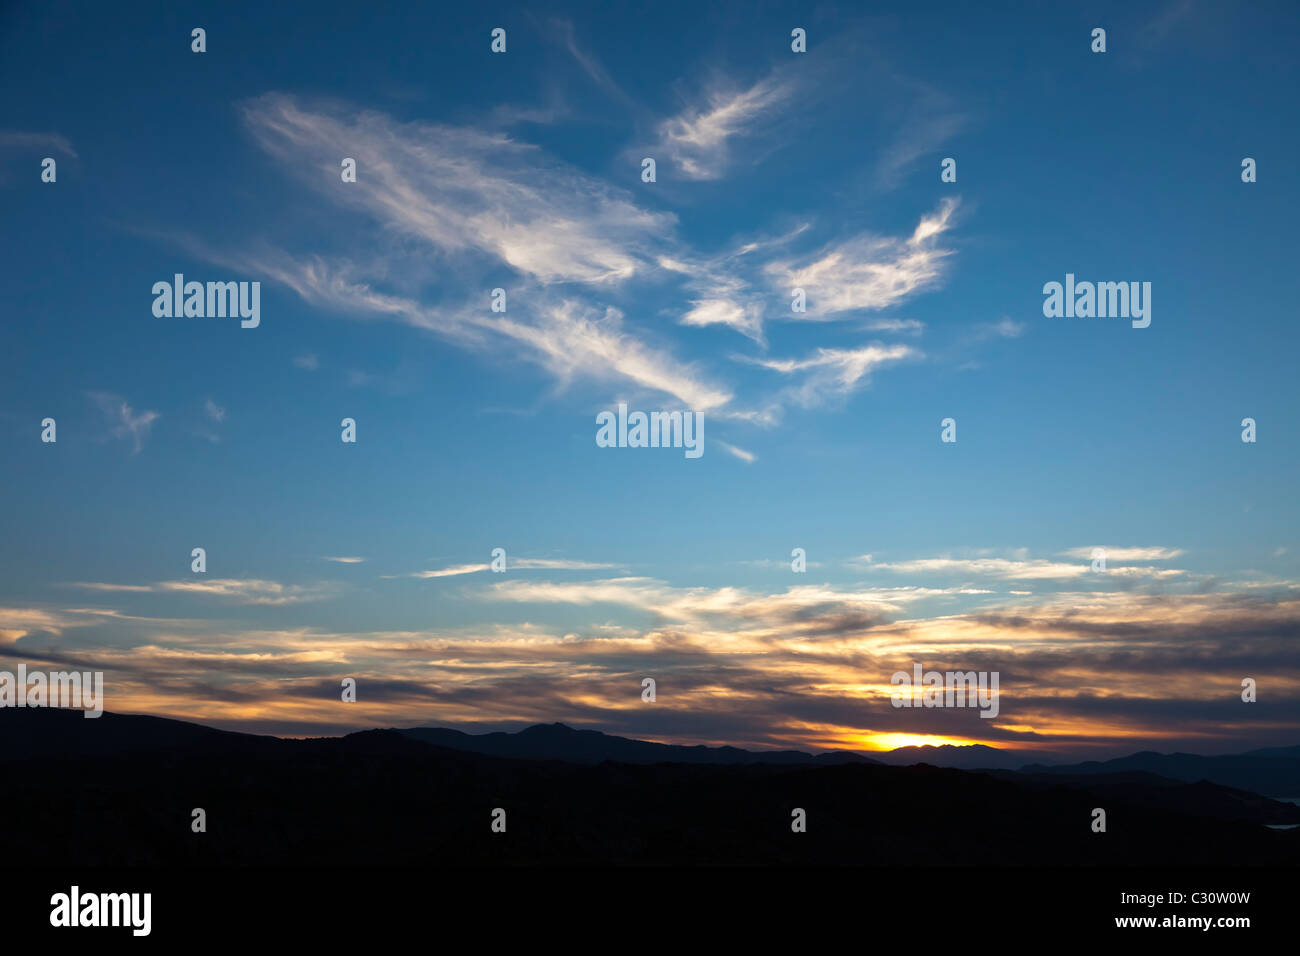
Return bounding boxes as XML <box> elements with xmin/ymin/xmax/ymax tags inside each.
<box><xmin>2</xmin><ymin>0</ymin><xmax>1298</xmax><ymax>756</ymax></box>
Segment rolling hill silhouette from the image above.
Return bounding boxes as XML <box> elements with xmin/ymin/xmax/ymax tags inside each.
<box><xmin>3</xmin><ymin>708</ymin><xmax>1298</xmax><ymax>866</ymax></box>
<box><xmin>1022</xmin><ymin>749</ymin><xmax>1300</xmax><ymax>797</ymax></box>
<box><xmin>399</xmin><ymin>721</ymin><xmax>878</xmax><ymax>765</ymax></box>
<box><xmin>399</xmin><ymin>723</ymin><xmax>1070</xmax><ymax>769</ymax></box>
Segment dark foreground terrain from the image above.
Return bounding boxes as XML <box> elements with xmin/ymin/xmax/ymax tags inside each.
<box><xmin>3</xmin><ymin>709</ymin><xmax>1298</xmax><ymax>866</ymax></box>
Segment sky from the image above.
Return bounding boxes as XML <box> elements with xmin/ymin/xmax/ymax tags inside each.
<box><xmin>1</xmin><ymin>0</ymin><xmax>1298</xmax><ymax>758</ymax></box>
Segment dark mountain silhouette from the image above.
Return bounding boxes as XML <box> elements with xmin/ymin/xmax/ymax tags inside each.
<box><xmin>1243</xmin><ymin>744</ymin><xmax>1300</xmax><ymax>759</ymax></box>
<box><xmin>399</xmin><ymin>721</ymin><xmax>878</xmax><ymax>765</ymax></box>
<box><xmin>3</xmin><ymin>708</ymin><xmax>1299</xmax><ymax>866</ymax></box>
<box><xmin>1022</xmin><ymin>749</ymin><xmax>1300</xmax><ymax>797</ymax></box>
<box><xmin>402</xmin><ymin>724</ymin><xmax>1075</xmax><ymax>770</ymax></box>
<box><xmin>992</xmin><ymin>769</ymin><xmax>1300</xmax><ymax>825</ymax></box>
<box><xmin>0</xmin><ymin>708</ymin><xmax>292</xmax><ymax>759</ymax></box>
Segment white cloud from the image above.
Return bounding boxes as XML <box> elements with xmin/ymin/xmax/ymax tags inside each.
<box><xmin>405</xmin><ymin>558</ymin><xmax>617</xmax><ymax>580</ymax></box>
<box><xmin>512</xmin><ymin>559</ymin><xmax>619</xmax><ymax>571</ymax></box>
<box><xmin>681</xmin><ymin>298</ymin><xmax>764</xmax><ymax>341</ymax></box>
<box><xmin>766</xmin><ymin>199</ymin><xmax>959</xmax><ymax>320</ymax></box>
<box><xmin>1061</xmin><ymin>546</ymin><xmax>1185</xmax><ymax>562</ymax></box>
<box><xmin>0</xmin><ymin>130</ymin><xmax>77</xmax><ymax>157</ymax></box>
<box><xmin>988</xmin><ymin>318</ymin><xmax>1024</xmax><ymax>338</ymax></box>
<box><xmin>875</xmin><ymin>111</ymin><xmax>966</xmax><ymax>189</ymax></box>
<box><xmin>554</xmin><ymin>19</ymin><xmax>630</xmax><ymax>104</ymax></box>
<box><xmin>664</xmin><ymin>228</ymin><xmax>810</xmax><ymax>345</ymax></box>
<box><xmin>410</xmin><ymin>564</ymin><xmax>487</xmax><ymax>579</ymax></box>
<box><xmin>242</xmin><ymin>93</ymin><xmax>673</xmax><ymax>286</ymax></box>
<box><xmin>861</xmin><ymin>557</ymin><xmax>1093</xmax><ymax>580</ymax></box>
<box><xmin>172</xmin><ymin>96</ymin><xmax>969</xmax><ymax>435</ymax></box>
<box><xmin>864</xmin><ymin>318</ymin><xmax>925</xmax><ymax>335</ymax></box>
<box><xmin>87</xmin><ymin>391</ymin><xmax>159</xmax><ymax>454</ymax></box>
<box><xmin>653</xmin><ymin>77</ymin><xmax>792</xmax><ymax>181</ymax></box>
<box><xmin>65</xmin><ymin>579</ymin><xmax>334</xmax><ymax>605</ymax></box>
<box><xmin>855</xmin><ymin>553</ymin><xmax>1189</xmax><ymax>581</ymax></box>
<box><xmin>494</xmin><ymin>300</ymin><xmax>734</xmax><ymax>412</ymax></box>
<box><xmin>716</xmin><ymin>441</ymin><xmax>757</xmax><ymax>464</ymax></box>
<box><xmin>749</xmin><ymin>344</ymin><xmax>917</xmax><ymax>407</ymax></box>
<box><xmin>204</xmin><ymin>97</ymin><xmax>744</xmax><ymax>417</ymax></box>
<box><xmin>63</xmin><ymin>582</ymin><xmax>155</xmax><ymax>593</ymax></box>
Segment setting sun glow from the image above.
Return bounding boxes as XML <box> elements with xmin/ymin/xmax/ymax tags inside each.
<box><xmin>852</xmin><ymin>733</ymin><xmax>981</xmax><ymax>752</ymax></box>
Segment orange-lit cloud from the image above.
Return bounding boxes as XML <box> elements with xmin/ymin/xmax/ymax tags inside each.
<box><xmin>3</xmin><ymin>571</ymin><xmax>1298</xmax><ymax>757</ymax></box>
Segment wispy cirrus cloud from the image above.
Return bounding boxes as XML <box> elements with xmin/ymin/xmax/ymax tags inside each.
<box><xmin>651</xmin><ymin>75</ymin><xmax>793</xmax><ymax>181</ymax></box>
<box><xmin>681</xmin><ymin>298</ymin><xmax>765</xmax><ymax>341</ymax></box>
<box><xmin>1061</xmin><ymin>546</ymin><xmax>1185</xmax><ymax>562</ymax></box>
<box><xmin>663</xmin><ymin>223</ymin><xmax>810</xmax><ymax>344</ymax></box>
<box><xmin>168</xmin><ymin>93</ymin><xmax>976</xmax><ymax>438</ymax></box>
<box><xmin>0</xmin><ymin>606</ymin><xmax>97</xmax><ymax>643</ymax></box>
<box><xmin>551</xmin><ymin>18</ymin><xmax>631</xmax><ymax>105</ymax></box>
<box><xmin>242</xmin><ymin>92</ymin><xmax>672</xmax><ymax>286</ymax></box>
<box><xmin>194</xmin><ymin>242</ymin><xmax>738</xmax><ymax>416</ymax></box>
<box><xmin>716</xmin><ymin>441</ymin><xmax>756</xmax><ymax>464</ymax></box>
<box><xmin>765</xmin><ymin>198</ymin><xmax>960</xmax><ymax>320</ymax></box>
<box><xmin>860</xmin><ymin>556</ymin><xmax>1095</xmax><ymax>580</ymax></box>
<box><xmin>875</xmin><ymin>109</ymin><xmax>967</xmax><ymax>189</ymax></box>
<box><xmin>513</xmin><ymin>558</ymin><xmax>621</xmax><ymax>571</ymax></box>
<box><xmin>747</xmin><ymin>344</ymin><xmax>918</xmax><ymax>407</ymax></box>
<box><xmin>405</xmin><ymin>563</ymin><xmax>486</xmax><ymax>580</ymax></box>
<box><xmin>0</xmin><ymin>129</ymin><xmax>77</xmax><ymax>157</ymax></box>
<box><xmin>495</xmin><ymin>299</ymin><xmax>735</xmax><ymax>412</ymax></box>
<box><xmin>864</xmin><ymin>318</ymin><xmax>925</xmax><ymax>335</ymax></box>
<box><xmin>87</xmin><ymin>391</ymin><xmax>159</xmax><ymax>454</ymax></box>
<box><xmin>64</xmin><ymin>579</ymin><xmax>335</xmax><ymax>605</ymax></box>
<box><xmin>853</xmin><ymin>552</ymin><xmax>1188</xmax><ymax>581</ymax></box>
<box><xmin>975</xmin><ymin>317</ymin><xmax>1025</xmax><ymax>340</ymax></box>
<box><xmin>186</xmin><ymin>91</ymin><xmax>743</xmax><ymax>417</ymax></box>
<box><xmin>403</xmin><ymin>558</ymin><xmax>620</xmax><ymax>579</ymax></box>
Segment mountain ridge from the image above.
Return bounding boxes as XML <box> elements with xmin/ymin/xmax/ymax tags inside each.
<box><xmin>1023</xmin><ymin>749</ymin><xmax>1300</xmax><ymax>796</ymax></box>
<box><xmin>3</xmin><ymin>707</ymin><xmax>1299</xmax><ymax>867</ymax></box>
<box><xmin>7</xmin><ymin>709</ymin><xmax>1296</xmax><ymax>779</ymax></box>
<box><xmin>397</xmin><ymin>720</ymin><xmax>881</xmax><ymax>766</ymax></box>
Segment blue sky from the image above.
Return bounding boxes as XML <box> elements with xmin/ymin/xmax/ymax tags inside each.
<box><xmin>2</xmin><ymin>0</ymin><xmax>1298</xmax><ymax>755</ymax></box>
